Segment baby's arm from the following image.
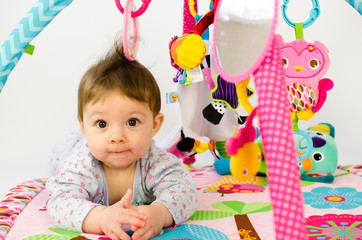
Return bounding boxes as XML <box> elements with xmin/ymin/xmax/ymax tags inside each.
<box><xmin>46</xmin><ymin>139</ymin><xmax>148</xmax><ymax>237</ymax></box>
<box><xmin>131</xmin><ymin>151</ymin><xmax>198</xmax><ymax>239</ymax></box>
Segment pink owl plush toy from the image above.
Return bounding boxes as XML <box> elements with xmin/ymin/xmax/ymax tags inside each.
<box><xmin>276</xmin><ymin>34</ymin><xmax>334</xmax><ymax>121</ymax></box>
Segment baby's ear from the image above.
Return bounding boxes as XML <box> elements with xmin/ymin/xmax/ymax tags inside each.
<box><xmin>152</xmin><ymin>113</ymin><xmax>164</xmax><ymax>136</ymax></box>
<box><xmin>78</xmin><ymin>118</ymin><xmax>85</xmax><ymax>135</ymax></box>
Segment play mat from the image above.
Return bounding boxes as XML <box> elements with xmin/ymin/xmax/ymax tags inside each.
<box><xmin>1</xmin><ymin>0</ymin><xmax>362</xmax><ymax>239</ymax></box>
<box><xmin>1</xmin><ymin>164</ymin><xmax>361</xmax><ymax>240</ymax></box>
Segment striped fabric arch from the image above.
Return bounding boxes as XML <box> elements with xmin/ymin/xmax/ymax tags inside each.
<box><xmin>0</xmin><ymin>0</ymin><xmax>73</xmax><ymax>94</ymax></box>
<box><xmin>346</xmin><ymin>0</ymin><xmax>362</xmax><ymax>15</ymax></box>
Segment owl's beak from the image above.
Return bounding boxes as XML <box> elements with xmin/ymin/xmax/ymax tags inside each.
<box><xmin>294</xmin><ymin>66</ymin><xmax>303</xmax><ymax>73</ymax></box>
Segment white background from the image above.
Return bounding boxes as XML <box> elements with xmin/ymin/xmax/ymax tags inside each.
<box><xmin>0</xmin><ymin>0</ymin><xmax>361</xmax><ymax>198</ymax></box>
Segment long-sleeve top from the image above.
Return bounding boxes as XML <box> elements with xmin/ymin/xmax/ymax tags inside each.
<box><xmin>46</xmin><ymin>130</ymin><xmax>198</xmax><ymax>232</ymax></box>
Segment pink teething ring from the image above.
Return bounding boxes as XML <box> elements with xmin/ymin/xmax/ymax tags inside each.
<box><xmin>115</xmin><ymin>0</ymin><xmax>151</xmax><ymax>18</ymax></box>
<box><xmin>123</xmin><ymin>0</ymin><xmax>139</xmax><ymax>61</ymax></box>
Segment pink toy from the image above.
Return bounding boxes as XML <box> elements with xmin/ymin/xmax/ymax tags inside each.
<box><xmin>115</xmin><ymin>0</ymin><xmax>151</xmax><ymax>18</ymax></box>
<box><xmin>276</xmin><ymin>34</ymin><xmax>334</xmax><ymax>120</ymax></box>
<box><xmin>123</xmin><ymin>0</ymin><xmax>139</xmax><ymax>61</ymax></box>
<box><xmin>226</xmin><ymin>107</ymin><xmax>258</xmax><ymax>156</ymax></box>
<box><xmin>115</xmin><ymin>0</ymin><xmax>151</xmax><ymax>61</ymax></box>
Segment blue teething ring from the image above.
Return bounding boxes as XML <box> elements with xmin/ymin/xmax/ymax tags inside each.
<box><xmin>281</xmin><ymin>0</ymin><xmax>320</xmax><ymax>28</ymax></box>
<box><xmin>0</xmin><ymin>0</ymin><xmax>73</xmax><ymax>93</ymax></box>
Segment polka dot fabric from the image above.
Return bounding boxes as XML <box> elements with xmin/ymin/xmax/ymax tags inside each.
<box><xmin>183</xmin><ymin>0</ymin><xmax>197</xmax><ymax>34</ymax></box>
<box><xmin>254</xmin><ymin>37</ymin><xmax>307</xmax><ymax>239</ymax></box>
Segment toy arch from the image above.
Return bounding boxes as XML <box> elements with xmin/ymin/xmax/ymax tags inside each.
<box><xmin>0</xmin><ymin>0</ymin><xmax>73</xmax><ymax>94</ymax></box>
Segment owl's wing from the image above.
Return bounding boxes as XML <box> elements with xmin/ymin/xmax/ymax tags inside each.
<box><xmin>312</xmin><ymin>78</ymin><xmax>334</xmax><ymax>113</ymax></box>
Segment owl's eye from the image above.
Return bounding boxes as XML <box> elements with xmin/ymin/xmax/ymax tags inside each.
<box><xmin>282</xmin><ymin>58</ymin><xmax>288</xmax><ymax>68</ymax></box>
<box><xmin>309</xmin><ymin>59</ymin><xmax>320</xmax><ymax>69</ymax></box>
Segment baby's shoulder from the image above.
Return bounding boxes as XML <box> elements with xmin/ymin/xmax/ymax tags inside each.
<box><xmin>141</xmin><ymin>141</ymin><xmax>183</xmax><ymax>170</ymax></box>
<box><xmin>150</xmin><ymin>141</ymin><xmax>179</xmax><ymax>160</ymax></box>
<box><xmin>49</xmin><ymin>129</ymin><xmax>91</xmax><ymax>176</ymax></box>
<box><xmin>58</xmin><ymin>132</ymin><xmax>99</xmax><ymax>171</ymax></box>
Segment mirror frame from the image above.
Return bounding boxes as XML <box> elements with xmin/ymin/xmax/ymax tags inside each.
<box><xmin>211</xmin><ymin>0</ymin><xmax>279</xmax><ymax>83</ymax></box>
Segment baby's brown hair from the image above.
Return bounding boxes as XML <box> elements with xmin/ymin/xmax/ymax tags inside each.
<box><xmin>77</xmin><ymin>42</ymin><xmax>161</xmax><ymax>122</ymax></box>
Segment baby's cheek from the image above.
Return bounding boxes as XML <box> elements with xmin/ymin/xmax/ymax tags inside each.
<box><xmin>87</xmin><ymin>143</ymin><xmax>104</xmax><ymax>160</ymax></box>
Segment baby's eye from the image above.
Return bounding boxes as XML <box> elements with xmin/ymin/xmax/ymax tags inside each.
<box><xmin>96</xmin><ymin>120</ymin><xmax>108</xmax><ymax>128</ymax></box>
<box><xmin>127</xmin><ymin>119</ymin><xmax>139</xmax><ymax>127</ymax></box>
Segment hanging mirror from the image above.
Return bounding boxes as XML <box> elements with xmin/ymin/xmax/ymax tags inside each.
<box><xmin>212</xmin><ymin>0</ymin><xmax>277</xmax><ymax>83</ymax></box>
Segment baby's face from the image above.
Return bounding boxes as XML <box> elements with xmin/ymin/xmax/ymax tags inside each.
<box><xmin>79</xmin><ymin>91</ymin><xmax>163</xmax><ymax>170</ymax></box>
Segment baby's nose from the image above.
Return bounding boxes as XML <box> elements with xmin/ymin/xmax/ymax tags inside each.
<box><xmin>109</xmin><ymin>127</ymin><xmax>125</xmax><ymax>143</ymax></box>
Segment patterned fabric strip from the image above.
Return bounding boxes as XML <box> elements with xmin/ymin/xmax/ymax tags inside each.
<box><xmin>0</xmin><ymin>179</ymin><xmax>47</xmax><ymax>240</ymax></box>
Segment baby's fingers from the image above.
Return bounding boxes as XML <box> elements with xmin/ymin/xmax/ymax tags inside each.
<box><xmin>108</xmin><ymin>228</ymin><xmax>131</xmax><ymax>240</ymax></box>
<box><xmin>117</xmin><ymin>213</ymin><xmax>147</xmax><ymax>228</ymax></box>
<box><xmin>121</xmin><ymin>208</ymin><xmax>148</xmax><ymax>222</ymax></box>
<box><xmin>132</xmin><ymin>227</ymin><xmax>162</xmax><ymax>240</ymax></box>
<box><xmin>120</xmin><ymin>189</ymin><xmax>133</xmax><ymax>208</ymax></box>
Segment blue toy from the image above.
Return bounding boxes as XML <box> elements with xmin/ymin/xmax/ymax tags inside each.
<box><xmin>214</xmin><ymin>154</ymin><xmax>231</xmax><ymax>175</ymax></box>
<box><xmin>296</xmin><ymin>123</ymin><xmax>338</xmax><ymax>183</ymax></box>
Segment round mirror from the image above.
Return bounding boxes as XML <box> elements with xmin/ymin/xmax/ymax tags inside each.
<box><xmin>212</xmin><ymin>0</ymin><xmax>277</xmax><ymax>83</ymax></box>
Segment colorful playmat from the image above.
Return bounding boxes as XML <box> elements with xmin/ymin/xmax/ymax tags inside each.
<box><xmin>1</xmin><ymin>165</ymin><xmax>361</xmax><ymax>240</ymax></box>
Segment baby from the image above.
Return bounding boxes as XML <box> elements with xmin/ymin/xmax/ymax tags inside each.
<box><xmin>46</xmin><ymin>41</ymin><xmax>198</xmax><ymax>240</ymax></box>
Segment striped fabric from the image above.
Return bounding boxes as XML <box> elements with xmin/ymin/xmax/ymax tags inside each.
<box><xmin>0</xmin><ymin>0</ymin><xmax>73</xmax><ymax>93</ymax></box>
<box><xmin>345</xmin><ymin>0</ymin><xmax>362</xmax><ymax>15</ymax></box>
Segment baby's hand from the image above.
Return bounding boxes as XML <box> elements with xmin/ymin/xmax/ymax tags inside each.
<box><xmin>100</xmin><ymin>189</ymin><xmax>147</xmax><ymax>240</ymax></box>
<box><xmin>131</xmin><ymin>203</ymin><xmax>174</xmax><ymax>240</ymax></box>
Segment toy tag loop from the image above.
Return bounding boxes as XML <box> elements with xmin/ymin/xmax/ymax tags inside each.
<box><xmin>281</xmin><ymin>0</ymin><xmax>320</xmax><ymax>28</ymax></box>
<box><xmin>115</xmin><ymin>0</ymin><xmax>151</xmax><ymax>18</ymax></box>
<box><xmin>123</xmin><ymin>0</ymin><xmax>139</xmax><ymax>61</ymax></box>
<box><xmin>294</xmin><ymin>23</ymin><xmax>304</xmax><ymax>39</ymax></box>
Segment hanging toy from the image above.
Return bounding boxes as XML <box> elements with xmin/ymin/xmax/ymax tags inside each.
<box><xmin>115</xmin><ymin>0</ymin><xmax>151</xmax><ymax>61</ymax></box>
<box><xmin>169</xmin><ymin>0</ymin><xmax>219</xmax><ymax>85</ymax></box>
<box><xmin>225</xmin><ymin>107</ymin><xmax>262</xmax><ymax>182</ymax></box>
<box><xmin>278</xmin><ymin>0</ymin><xmax>333</xmax><ymax>121</ymax></box>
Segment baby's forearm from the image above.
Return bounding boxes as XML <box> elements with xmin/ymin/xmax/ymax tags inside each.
<box><xmin>82</xmin><ymin>205</ymin><xmax>106</xmax><ymax>234</ymax></box>
<box><xmin>151</xmin><ymin>202</ymin><xmax>174</xmax><ymax>228</ymax></box>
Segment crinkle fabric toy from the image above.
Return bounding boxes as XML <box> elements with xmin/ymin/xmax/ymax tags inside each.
<box><xmin>275</xmin><ymin>34</ymin><xmax>334</xmax><ymax>121</ymax></box>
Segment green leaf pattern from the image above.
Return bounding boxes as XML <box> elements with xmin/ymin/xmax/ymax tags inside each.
<box><xmin>190</xmin><ymin>200</ymin><xmax>272</xmax><ymax>221</ymax></box>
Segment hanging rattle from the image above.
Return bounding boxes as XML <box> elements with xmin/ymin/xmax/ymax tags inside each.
<box><xmin>169</xmin><ymin>0</ymin><xmax>218</xmax><ymax>85</ymax></box>
<box><xmin>115</xmin><ymin>0</ymin><xmax>151</xmax><ymax>61</ymax></box>
<box><xmin>278</xmin><ymin>0</ymin><xmax>334</xmax><ymax>124</ymax></box>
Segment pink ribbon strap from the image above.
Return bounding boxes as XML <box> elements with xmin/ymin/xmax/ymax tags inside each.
<box><xmin>254</xmin><ymin>37</ymin><xmax>307</xmax><ymax>240</ymax></box>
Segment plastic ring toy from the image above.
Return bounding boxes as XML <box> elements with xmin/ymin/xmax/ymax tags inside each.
<box><xmin>123</xmin><ymin>0</ymin><xmax>139</xmax><ymax>61</ymax></box>
<box><xmin>115</xmin><ymin>0</ymin><xmax>151</xmax><ymax>18</ymax></box>
<box><xmin>281</xmin><ymin>0</ymin><xmax>320</xmax><ymax>28</ymax></box>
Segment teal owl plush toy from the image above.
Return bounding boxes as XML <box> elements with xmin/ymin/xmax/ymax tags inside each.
<box><xmin>296</xmin><ymin>123</ymin><xmax>338</xmax><ymax>183</ymax></box>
